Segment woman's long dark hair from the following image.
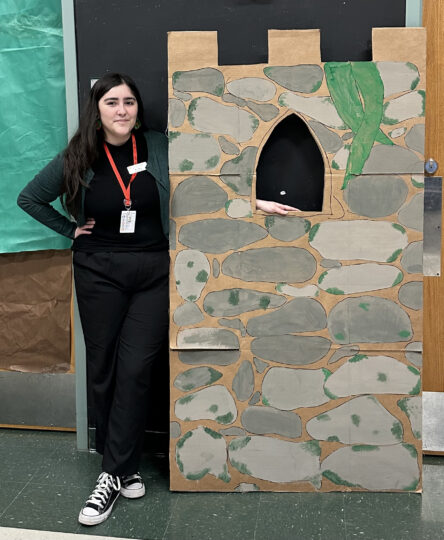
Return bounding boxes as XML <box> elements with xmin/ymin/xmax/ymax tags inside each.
<box><xmin>62</xmin><ymin>73</ymin><xmax>144</xmax><ymax>218</ymax></box>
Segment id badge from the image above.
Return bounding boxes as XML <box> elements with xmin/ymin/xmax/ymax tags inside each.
<box><xmin>120</xmin><ymin>210</ymin><xmax>136</xmax><ymax>233</ymax></box>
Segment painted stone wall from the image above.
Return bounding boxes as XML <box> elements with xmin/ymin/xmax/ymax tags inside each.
<box><xmin>168</xmin><ymin>29</ymin><xmax>425</xmax><ymax>492</ymax></box>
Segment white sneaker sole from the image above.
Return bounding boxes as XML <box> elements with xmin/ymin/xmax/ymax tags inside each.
<box><xmin>78</xmin><ymin>495</ymin><xmax>119</xmax><ymax>526</ymax></box>
<box><xmin>120</xmin><ymin>485</ymin><xmax>145</xmax><ymax>499</ymax></box>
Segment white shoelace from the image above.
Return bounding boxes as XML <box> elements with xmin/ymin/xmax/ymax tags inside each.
<box><xmin>86</xmin><ymin>472</ymin><xmax>121</xmax><ymax>509</ymax></box>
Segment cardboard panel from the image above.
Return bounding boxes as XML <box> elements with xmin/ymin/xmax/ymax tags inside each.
<box><xmin>168</xmin><ymin>29</ymin><xmax>424</xmax><ymax>492</ymax></box>
<box><xmin>0</xmin><ymin>250</ymin><xmax>72</xmax><ymax>373</ymax></box>
<box><xmin>268</xmin><ymin>29</ymin><xmax>321</xmax><ymax>65</ymax></box>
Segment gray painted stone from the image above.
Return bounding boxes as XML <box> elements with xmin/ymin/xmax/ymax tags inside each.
<box><xmin>325</xmin><ymin>355</ymin><xmax>420</xmax><ymax>397</ymax></box>
<box><xmin>179</xmin><ymin>350</ymin><xmax>240</xmax><ymax>366</ymax></box>
<box><xmin>227</xmin><ymin>77</ymin><xmax>276</xmax><ymax>101</ymax></box>
<box><xmin>176</xmin><ymin>426</ymin><xmax>229</xmax><ymax>483</ymax></box>
<box><xmin>279</xmin><ymin>93</ymin><xmax>346</xmax><ymax>129</ymax></box>
<box><xmin>328</xmin><ymin>296</ymin><xmax>413</xmax><ymax>344</ymax></box>
<box><xmin>229</xmin><ymin>436</ymin><xmax>321</xmax><ymax>486</ymax></box>
<box><xmin>188</xmin><ymin>97</ymin><xmax>259</xmax><ymax>143</ymax></box>
<box><xmin>405</xmin><ymin>124</ymin><xmax>425</xmax><ymax>155</ymax></box>
<box><xmin>264</xmin><ymin>65</ymin><xmax>324</xmax><ymax>93</ymax></box>
<box><xmin>175</xmin><ymin>385</ymin><xmax>237</xmax><ymax>424</ymax></box>
<box><xmin>246</xmin><ymin>101</ymin><xmax>279</xmax><ymax>121</ymax></box>
<box><xmin>173</xmin><ymin>366</ymin><xmax>223</xmax><ymax>392</ymax></box>
<box><xmin>173</xmin><ymin>302</ymin><xmax>204</xmax><ymax>326</ymax></box>
<box><xmin>251</xmin><ymin>335</ymin><xmax>331</xmax><ymax>365</ymax></box>
<box><xmin>225</xmin><ymin>199</ymin><xmax>253</xmax><ymax>218</ymax></box>
<box><xmin>234</xmin><ymin>483</ymin><xmax>259</xmax><ymax>492</ymax></box>
<box><xmin>332</xmin><ymin>146</ymin><xmax>349</xmax><ymax>170</ymax></box>
<box><xmin>383</xmin><ymin>91</ymin><xmax>425</xmax><ymax>124</ymax></box>
<box><xmin>398</xmin><ymin>281</ymin><xmax>423</xmax><ymax>311</ymax></box>
<box><xmin>169</xmin><ymin>219</ymin><xmax>176</xmax><ymax>250</ymax></box>
<box><xmin>222</xmin><ymin>247</ymin><xmax>317</xmax><ymax>283</ymax></box>
<box><xmin>328</xmin><ymin>345</ymin><xmax>360</xmax><ymax>365</ymax></box>
<box><xmin>174</xmin><ymin>249</ymin><xmax>210</xmax><ymax>302</ymax></box>
<box><xmin>218</xmin><ymin>136</ymin><xmax>240</xmax><ymax>155</ymax></box>
<box><xmin>218</xmin><ymin>318</ymin><xmax>246</xmax><ymax>337</ymax></box>
<box><xmin>179</xmin><ymin>219</ymin><xmax>267</xmax><ymax>254</ymax></box>
<box><xmin>405</xmin><ymin>341</ymin><xmax>422</xmax><ymax>367</ymax></box>
<box><xmin>222</xmin><ymin>93</ymin><xmax>247</xmax><ymax>107</ymax></box>
<box><xmin>275</xmin><ymin>284</ymin><xmax>319</xmax><ymax>297</ymax></box>
<box><xmin>220</xmin><ymin>147</ymin><xmax>258</xmax><ymax>196</ymax></box>
<box><xmin>213</xmin><ymin>258</ymin><xmax>220</xmax><ymax>278</ymax></box>
<box><xmin>203</xmin><ymin>288</ymin><xmax>285</xmax><ymax>317</ymax></box>
<box><xmin>362</xmin><ymin>145</ymin><xmax>424</xmax><ymax>175</ymax></box>
<box><xmin>308</xmin><ymin>121</ymin><xmax>343</xmax><ymax>154</ymax></box>
<box><xmin>309</xmin><ymin>220</ymin><xmax>408</xmax><ymax>262</ymax></box>
<box><xmin>398</xmin><ymin>396</ymin><xmax>422</xmax><ymax>439</ymax></box>
<box><xmin>170</xmin><ymin>421</ymin><xmax>181</xmax><ymax>439</ymax></box>
<box><xmin>247</xmin><ymin>298</ymin><xmax>327</xmax><ymax>336</ymax></box>
<box><xmin>262</xmin><ymin>367</ymin><xmax>329</xmax><ymax>410</ymax></box>
<box><xmin>401</xmin><ymin>241</ymin><xmax>423</xmax><ymax>274</ymax></box>
<box><xmin>320</xmin><ymin>259</ymin><xmax>342</xmax><ymax>269</ymax></box>
<box><xmin>265</xmin><ymin>215</ymin><xmax>311</xmax><ymax>242</ymax></box>
<box><xmin>241</xmin><ymin>406</ymin><xmax>302</xmax><ymax>438</ymax></box>
<box><xmin>344</xmin><ymin>175</ymin><xmax>408</xmax><ymax>218</ymax></box>
<box><xmin>253</xmin><ymin>357</ymin><xmax>269</xmax><ymax>374</ymax></box>
<box><xmin>306</xmin><ymin>396</ymin><xmax>403</xmax><ymax>445</ymax></box>
<box><xmin>318</xmin><ymin>264</ymin><xmax>403</xmax><ymax>295</ymax></box>
<box><xmin>169</xmin><ymin>132</ymin><xmax>220</xmax><ymax>172</ymax></box>
<box><xmin>172</xmin><ymin>68</ymin><xmax>225</xmax><ymax>96</ymax></box>
<box><xmin>390</xmin><ymin>127</ymin><xmax>407</xmax><ymax>139</ymax></box>
<box><xmin>232</xmin><ymin>360</ymin><xmax>255</xmax><ymax>401</ymax></box>
<box><xmin>220</xmin><ymin>427</ymin><xmax>247</xmax><ymax>436</ymax></box>
<box><xmin>342</xmin><ymin>131</ymin><xmax>353</xmax><ymax>141</ymax></box>
<box><xmin>376</xmin><ymin>61</ymin><xmax>420</xmax><ymax>97</ymax></box>
<box><xmin>177</xmin><ymin>328</ymin><xmax>239</xmax><ymax>350</ymax></box>
<box><xmin>398</xmin><ymin>193</ymin><xmax>424</xmax><ymax>232</ymax></box>
<box><xmin>321</xmin><ymin>444</ymin><xmax>419</xmax><ymax>491</ymax></box>
<box><xmin>173</xmin><ymin>90</ymin><xmax>192</xmax><ymax>101</ymax></box>
<box><xmin>168</xmin><ymin>98</ymin><xmax>186</xmax><ymax>128</ymax></box>
<box><xmin>249</xmin><ymin>391</ymin><xmax>261</xmax><ymax>405</ymax></box>
<box><xmin>171</xmin><ymin>176</ymin><xmax>228</xmax><ymax>217</ymax></box>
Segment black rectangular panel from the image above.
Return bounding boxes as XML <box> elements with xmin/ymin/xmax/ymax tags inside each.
<box><xmin>74</xmin><ymin>0</ymin><xmax>405</xmax><ymax>131</ymax></box>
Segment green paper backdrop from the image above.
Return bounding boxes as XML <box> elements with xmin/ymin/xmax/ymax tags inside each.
<box><xmin>0</xmin><ymin>0</ymin><xmax>71</xmax><ymax>253</ymax></box>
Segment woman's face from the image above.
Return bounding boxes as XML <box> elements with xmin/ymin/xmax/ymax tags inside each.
<box><xmin>98</xmin><ymin>83</ymin><xmax>138</xmax><ymax>145</ymax></box>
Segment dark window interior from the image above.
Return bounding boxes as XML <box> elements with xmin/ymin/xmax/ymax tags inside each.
<box><xmin>255</xmin><ymin>114</ymin><xmax>325</xmax><ymax>211</ymax></box>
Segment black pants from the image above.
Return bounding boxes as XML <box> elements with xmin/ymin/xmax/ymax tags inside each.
<box><xmin>73</xmin><ymin>250</ymin><xmax>169</xmax><ymax>476</ymax></box>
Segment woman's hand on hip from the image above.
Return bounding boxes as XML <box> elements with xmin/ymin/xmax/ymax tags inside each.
<box><xmin>74</xmin><ymin>218</ymin><xmax>95</xmax><ymax>238</ymax></box>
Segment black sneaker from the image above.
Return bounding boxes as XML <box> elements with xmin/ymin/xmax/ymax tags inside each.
<box><xmin>78</xmin><ymin>472</ymin><xmax>121</xmax><ymax>526</ymax></box>
<box><xmin>120</xmin><ymin>472</ymin><xmax>145</xmax><ymax>499</ymax></box>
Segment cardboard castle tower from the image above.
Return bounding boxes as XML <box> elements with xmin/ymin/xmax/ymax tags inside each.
<box><xmin>167</xmin><ymin>28</ymin><xmax>425</xmax><ymax>492</ymax></box>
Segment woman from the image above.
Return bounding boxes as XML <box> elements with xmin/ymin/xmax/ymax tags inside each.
<box><xmin>17</xmin><ymin>73</ymin><xmax>169</xmax><ymax>526</ymax></box>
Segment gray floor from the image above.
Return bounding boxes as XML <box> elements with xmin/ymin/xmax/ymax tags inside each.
<box><xmin>0</xmin><ymin>429</ymin><xmax>443</xmax><ymax>540</ymax></box>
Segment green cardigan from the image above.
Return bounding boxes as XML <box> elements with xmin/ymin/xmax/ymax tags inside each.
<box><xmin>17</xmin><ymin>130</ymin><xmax>169</xmax><ymax>240</ymax></box>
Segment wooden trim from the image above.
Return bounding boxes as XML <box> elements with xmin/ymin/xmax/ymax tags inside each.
<box><xmin>0</xmin><ymin>424</ymin><xmax>76</xmax><ymax>432</ymax></box>
<box><xmin>422</xmin><ymin>0</ymin><xmax>444</xmax><ymax>391</ymax></box>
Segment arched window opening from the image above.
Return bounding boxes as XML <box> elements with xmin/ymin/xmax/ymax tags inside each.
<box><xmin>256</xmin><ymin>114</ymin><xmax>325</xmax><ymax>211</ymax></box>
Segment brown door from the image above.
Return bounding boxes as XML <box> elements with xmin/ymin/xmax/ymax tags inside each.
<box><xmin>423</xmin><ymin>0</ymin><xmax>444</xmax><ymax>391</ymax></box>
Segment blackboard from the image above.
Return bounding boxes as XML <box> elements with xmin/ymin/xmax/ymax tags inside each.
<box><xmin>74</xmin><ymin>0</ymin><xmax>406</xmax><ymax>132</ymax></box>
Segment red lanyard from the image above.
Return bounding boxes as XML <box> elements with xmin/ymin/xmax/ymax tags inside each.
<box><xmin>103</xmin><ymin>133</ymin><xmax>138</xmax><ymax>209</ymax></box>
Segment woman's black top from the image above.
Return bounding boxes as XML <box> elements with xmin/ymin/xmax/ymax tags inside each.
<box><xmin>72</xmin><ymin>132</ymin><xmax>168</xmax><ymax>252</ymax></box>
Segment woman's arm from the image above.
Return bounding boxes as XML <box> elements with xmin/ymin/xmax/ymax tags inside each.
<box><xmin>17</xmin><ymin>152</ymin><xmax>77</xmax><ymax>239</ymax></box>
<box><xmin>256</xmin><ymin>199</ymin><xmax>299</xmax><ymax>215</ymax></box>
